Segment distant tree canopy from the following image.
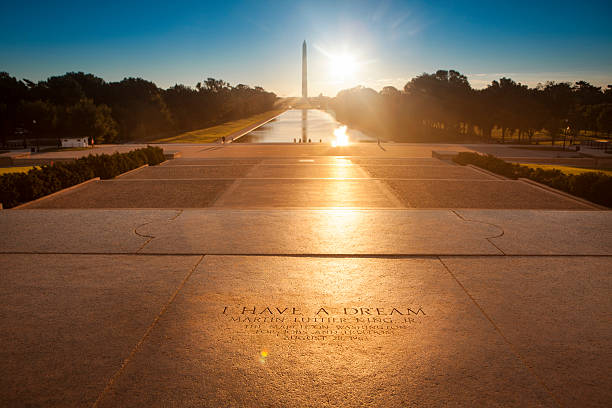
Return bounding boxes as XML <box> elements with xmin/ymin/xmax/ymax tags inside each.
<box><xmin>0</xmin><ymin>72</ymin><xmax>277</xmax><ymax>145</ymax></box>
<box><xmin>330</xmin><ymin>69</ymin><xmax>612</xmax><ymax>143</ymax></box>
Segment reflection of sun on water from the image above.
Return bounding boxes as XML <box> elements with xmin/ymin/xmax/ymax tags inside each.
<box><xmin>331</xmin><ymin>125</ymin><xmax>349</xmax><ymax>147</ymax></box>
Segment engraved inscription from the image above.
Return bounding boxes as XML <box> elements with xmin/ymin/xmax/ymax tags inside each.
<box><xmin>221</xmin><ymin>305</ymin><xmax>427</xmax><ymax>341</ymax></box>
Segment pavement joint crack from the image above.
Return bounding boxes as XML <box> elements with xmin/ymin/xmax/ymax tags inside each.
<box><xmin>91</xmin><ymin>254</ymin><xmax>205</xmax><ymax>408</ymax></box>
<box><xmin>451</xmin><ymin>209</ymin><xmax>506</xmax><ymax>254</ymax></box>
<box><xmin>451</xmin><ymin>209</ymin><xmax>505</xmax><ymax>239</ymax></box>
<box><xmin>134</xmin><ymin>210</ymin><xmax>183</xmax><ymax>253</ymax></box>
<box><xmin>169</xmin><ymin>209</ymin><xmax>184</xmax><ymax>221</ymax></box>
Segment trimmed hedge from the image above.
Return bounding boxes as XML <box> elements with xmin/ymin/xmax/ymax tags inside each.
<box><xmin>453</xmin><ymin>152</ymin><xmax>612</xmax><ymax>208</ymax></box>
<box><xmin>1</xmin><ymin>146</ymin><xmax>165</xmax><ymax>208</ymax></box>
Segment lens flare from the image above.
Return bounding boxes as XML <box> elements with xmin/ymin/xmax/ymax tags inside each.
<box><xmin>331</xmin><ymin>125</ymin><xmax>350</xmax><ymax>147</ymax></box>
<box><xmin>258</xmin><ymin>349</ymin><xmax>269</xmax><ymax>364</ymax></box>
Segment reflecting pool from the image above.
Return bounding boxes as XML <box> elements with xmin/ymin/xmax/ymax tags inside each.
<box><xmin>236</xmin><ymin>109</ymin><xmax>375</xmax><ymax>143</ymax></box>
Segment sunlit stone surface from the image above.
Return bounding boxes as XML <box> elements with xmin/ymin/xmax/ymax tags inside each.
<box><xmin>1</xmin><ymin>142</ymin><xmax>610</xmax><ymax>407</ymax></box>
<box><xmin>95</xmin><ymin>256</ymin><xmax>557</xmax><ymax>407</ymax></box>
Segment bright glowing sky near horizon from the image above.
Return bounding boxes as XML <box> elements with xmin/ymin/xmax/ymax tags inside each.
<box><xmin>1</xmin><ymin>0</ymin><xmax>611</xmax><ymax>96</ymax></box>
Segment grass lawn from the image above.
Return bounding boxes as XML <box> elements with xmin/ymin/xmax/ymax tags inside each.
<box><xmin>0</xmin><ymin>166</ymin><xmax>38</xmax><ymax>175</ymax></box>
<box><xmin>153</xmin><ymin>109</ymin><xmax>284</xmax><ymax>143</ymax></box>
<box><xmin>519</xmin><ymin>163</ymin><xmax>612</xmax><ymax>176</ymax></box>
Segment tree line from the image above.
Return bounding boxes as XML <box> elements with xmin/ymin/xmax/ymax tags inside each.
<box><xmin>330</xmin><ymin>70</ymin><xmax>612</xmax><ymax>144</ymax></box>
<box><xmin>0</xmin><ymin>72</ymin><xmax>277</xmax><ymax>146</ymax></box>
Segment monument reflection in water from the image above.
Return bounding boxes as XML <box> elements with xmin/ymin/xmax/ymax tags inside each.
<box><xmin>237</xmin><ymin>109</ymin><xmax>374</xmax><ymax>144</ymax></box>
<box><xmin>302</xmin><ymin>109</ymin><xmax>307</xmax><ymax>143</ymax></box>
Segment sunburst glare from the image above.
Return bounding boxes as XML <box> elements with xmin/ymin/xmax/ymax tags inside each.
<box><xmin>330</xmin><ymin>54</ymin><xmax>357</xmax><ymax>78</ymax></box>
<box><xmin>331</xmin><ymin>125</ymin><xmax>350</xmax><ymax>147</ymax></box>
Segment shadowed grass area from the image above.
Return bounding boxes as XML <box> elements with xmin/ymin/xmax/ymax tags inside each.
<box><xmin>153</xmin><ymin>109</ymin><xmax>284</xmax><ymax>143</ymax></box>
<box><xmin>0</xmin><ymin>166</ymin><xmax>38</xmax><ymax>175</ymax></box>
<box><xmin>519</xmin><ymin>163</ymin><xmax>612</xmax><ymax>176</ymax></box>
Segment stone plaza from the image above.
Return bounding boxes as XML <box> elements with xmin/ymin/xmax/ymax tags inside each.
<box><xmin>1</xmin><ymin>142</ymin><xmax>611</xmax><ymax>407</ymax></box>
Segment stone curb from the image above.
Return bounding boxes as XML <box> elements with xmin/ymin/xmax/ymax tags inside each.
<box><xmin>12</xmin><ymin>178</ymin><xmax>101</xmax><ymax>209</ymax></box>
<box><xmin>114</xmin><ymin>164</ymin><xmax>148</xmax><ymax>179</ymax></box>
<box><xmin>518</xmin><ymin>178</ymin><xmax>608</xmax><ymax>210</ymax></box>
<box><xmin>466</xmin><ymin>164</ymin><xmax>508</xmax><ymax>180</ymax></box>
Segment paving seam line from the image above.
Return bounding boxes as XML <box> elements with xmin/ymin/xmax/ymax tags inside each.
<box><xmin>437</xmin><ymin>257</ymin><xmax>564</xmax><ymax>408</ymax></box>
<box><xmin>12</xmin><ymin>177</ymin><xmax>100</xmax><ymax>209</ymax></box>
<box><xmin>5</xmin><ymin>252</ymin><xmax>610</xmax><ymax>257</ymax></box>
<box><xmin>484</xmin><ymin>238</ymin><xmax>506</xmax><ymax>255</ymax></box>
<box><xmin>244</xmin><ymin>161</ymin><xmax>263</xmax><ymax>178</ymax></box>
<box><xmin>373</xmin><ymin>179</ymin><xmax>406</xmax><ymax>208</ymax></box>
<box><xmin>92</xmin><ymin>254</ymin><xmax>205</xmax><ymax>408</ymax></box>
<box><xmin>210</xmin><ymin>178</ymin><xmax>243</xmax><ymax>207</ymax></box>
<box><xmin>518</xmin><ymin>178</ymin><xmax>607</xmax><ymax>210</ymax></box>
<box><xmin>147</xmin><ymin>164</ymin><xmax>259</xmax><ymax>167</ymax></box>
<box><xmin>107</xmin><ymin>177</ymin><xmax>513</xmax><ymax>181</ymax></box>
<box><xmin>160</xmin><ymin>164</ymin><xmax>458</xmax><ymax>167</ymax></box>
<box><xmin>355</xmin><ymin>164</ymin><xmax>373</xmax><ymax>178</ymax></box>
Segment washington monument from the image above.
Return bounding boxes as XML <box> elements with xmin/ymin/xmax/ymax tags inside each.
<box><xmin>302</xmin><ymin>40</ymin><xmax>307</xmax><ymax>99</ymax></box>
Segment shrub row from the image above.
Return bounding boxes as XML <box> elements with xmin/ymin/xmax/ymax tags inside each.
<box><xmin>453</xmin><ymin>152</ymin><xmax>612</xmax><ymax>208</ymax></box>
<box><xmin>0</xmin><ymin>146</ymin><xmax>165</xmax><ymax>208</ymax></box>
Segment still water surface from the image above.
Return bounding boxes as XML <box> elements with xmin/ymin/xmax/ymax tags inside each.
<box><xmin>236</xmin><ymin>109</ymin><xmax>374</xmax><ymax>143</ymax></box>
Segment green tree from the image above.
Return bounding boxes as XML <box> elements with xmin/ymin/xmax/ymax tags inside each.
<box><xmin>0</xmin><ymin>72</ymin><xmax>28</xmax><ymax>146</ymax></box>
<box><xmin>63</xmin><ymin>98</ymin><xmax>118</xmax><ymax>143</ymax></box>
<box><xmin>597</xmin><ymin>104</ymin><xmax>612</xmax><ymax>135</ymax></box>
<box><xmin>17</xmin><ymin>100</ymin><xmax>58</xmax><ymax>147</ymax></box>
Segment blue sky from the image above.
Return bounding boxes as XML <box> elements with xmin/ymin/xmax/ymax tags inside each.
<box><xmin>1</xmin><ymin>0</ymin><xmax>611</xmax><ymax>96</ymax></box>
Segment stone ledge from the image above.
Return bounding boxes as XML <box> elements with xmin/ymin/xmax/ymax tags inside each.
<box><xmin>11</xmin><ymin>178</ymin><xmax>101</xmax><ymax>210</ymax></box>
<box><xmin>518</xmin><ymin>178</ymin><xmax>607</xmax><ymax>210</ymax></box>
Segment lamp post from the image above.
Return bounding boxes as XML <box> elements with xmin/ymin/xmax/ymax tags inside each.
<box><xmin>33</xmin><ymin>119</ymin><xmax>38</xmax><ymax>152</ymax></box>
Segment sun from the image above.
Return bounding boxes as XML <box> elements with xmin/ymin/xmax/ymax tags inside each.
<box><xmin>330</xmin><ymin>54</ymin><xmax>357</xmax><ymax>78</ymax></box>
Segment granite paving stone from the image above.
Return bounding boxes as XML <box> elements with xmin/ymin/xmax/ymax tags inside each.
<box><xmin>0</xmin><ymin>209</ymin><xmax>180</xmax><ymax>253</ymax></box>
<box><xmin>362</xmin><ymin>165</ymin><xmax>497</xmax><ymax>179</ymax></box>
<box><xmin>119</xmin><ymin>164</ymin><xmax>254</xmax><ymax>179</ymax></box>
<box><xmin>260</xmin><ymin>157</ymin><xmax>355</xmax><ymax>164</ymax></box>
<box><xmin>163</xmin><ymin>158</ymin><xmax>261</xmax><ymax>166</ymax></box>
<box><xmin>24</xmin><ymin>180</ymin><xmax>233</xmax><ymax>209</ymax></box>
<box><xmin>385</xmin><ymin>179</ymin><xmax>594</xmax><ymax>209</ymax></box>
<box><xmin>0</xmin><ymin>254</ymin><xmax>202</xmax><ymax>408</ymax></box>
<box><xmin>245</xmin><ymin>164</ymin><xmax>367</xmax><ymax>178</ymax></box>
<box><xmin>456</xmin><ymin>210</ymin><xmax>612</xmax><ymax>255</ymax></box>
<box><xmin>440</xmin><ymin>256</ymin><xmax>612</xmax><ymax>407</ymax></box>
<box><xmin>350</xmin><ymin>158</ymin><xmax>451</xmax><ymax>166</ymax></box>
<box><xmin>139</xmin><ymin>209</ymin><xmax>501</xmax><ymax>255</ymax></box>
<box><xmin>95</xmin><ymin>256</ymin><xmax>555</xmax><ymax>408</ymax></box>
<box><xmin>213</xmin><ymin>179</ymin><xmax>401</xmax><ymax>208</ymax></box>
<box><xmin>2</xmin><ymin>143</ymin><xmax>610</xmax><ymax>408</ymax></box>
